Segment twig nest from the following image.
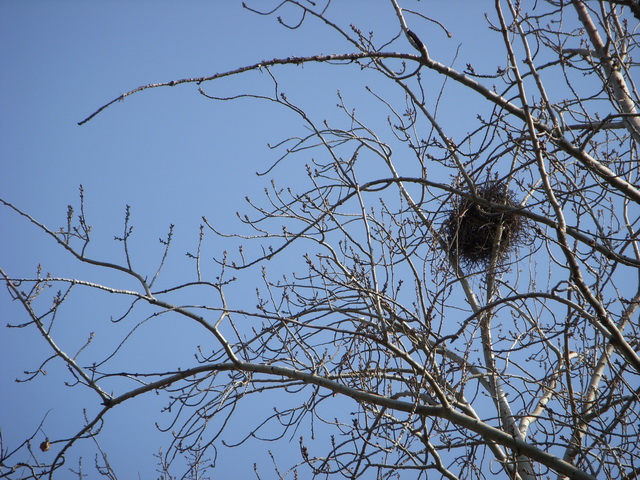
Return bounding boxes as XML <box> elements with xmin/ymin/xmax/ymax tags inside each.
<box><xmin>444</xmin><ymin>180</ymin><xmax>527</xmax><ymax>268</ymax></box>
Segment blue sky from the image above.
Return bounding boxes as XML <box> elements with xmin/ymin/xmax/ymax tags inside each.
<box><xmin>1</xmin><ymin>2</ymin><xmax>521</xmax><ymax>478</ymax></box>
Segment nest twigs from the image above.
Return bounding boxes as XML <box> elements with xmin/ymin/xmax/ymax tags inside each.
<box><xmin>444</xmin><ymin>180</ymin><xmax>527</xmax><ymax>269</ymax></box>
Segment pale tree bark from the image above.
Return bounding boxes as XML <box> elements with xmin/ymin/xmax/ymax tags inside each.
<box><xmin>573</xmin><ymin>0</ymin><xmax>640</xmax><ymax>142</ymax></box>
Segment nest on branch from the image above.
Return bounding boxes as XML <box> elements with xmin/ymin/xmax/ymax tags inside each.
<box><xmin>444</xmin><ymin>180</ymin><xmax>527</xmax><ymax>269</ymax></box>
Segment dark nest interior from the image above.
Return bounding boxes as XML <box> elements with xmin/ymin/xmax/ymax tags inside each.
<box><xmin>443</xmin><ymin>180</ymin><xmax>528</xmax><ymax>269</ymax></box>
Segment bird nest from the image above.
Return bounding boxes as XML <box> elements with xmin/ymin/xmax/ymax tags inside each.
<box><xmin>443</xmin><ymin>180</ymin><xmax>527</xmax><ymax>269</ymax></box>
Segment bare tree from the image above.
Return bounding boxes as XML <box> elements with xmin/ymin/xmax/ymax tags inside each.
<box><xmin>2</xmin><ymin>1</ymin><xmax>639</xmax><ymax>479</ymax></box>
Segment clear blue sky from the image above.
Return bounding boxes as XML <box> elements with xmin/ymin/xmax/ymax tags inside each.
<box><xmin>1</xmin><ymin>2</ymin><xmax>512</xmax><ymax>478</ymax></box>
